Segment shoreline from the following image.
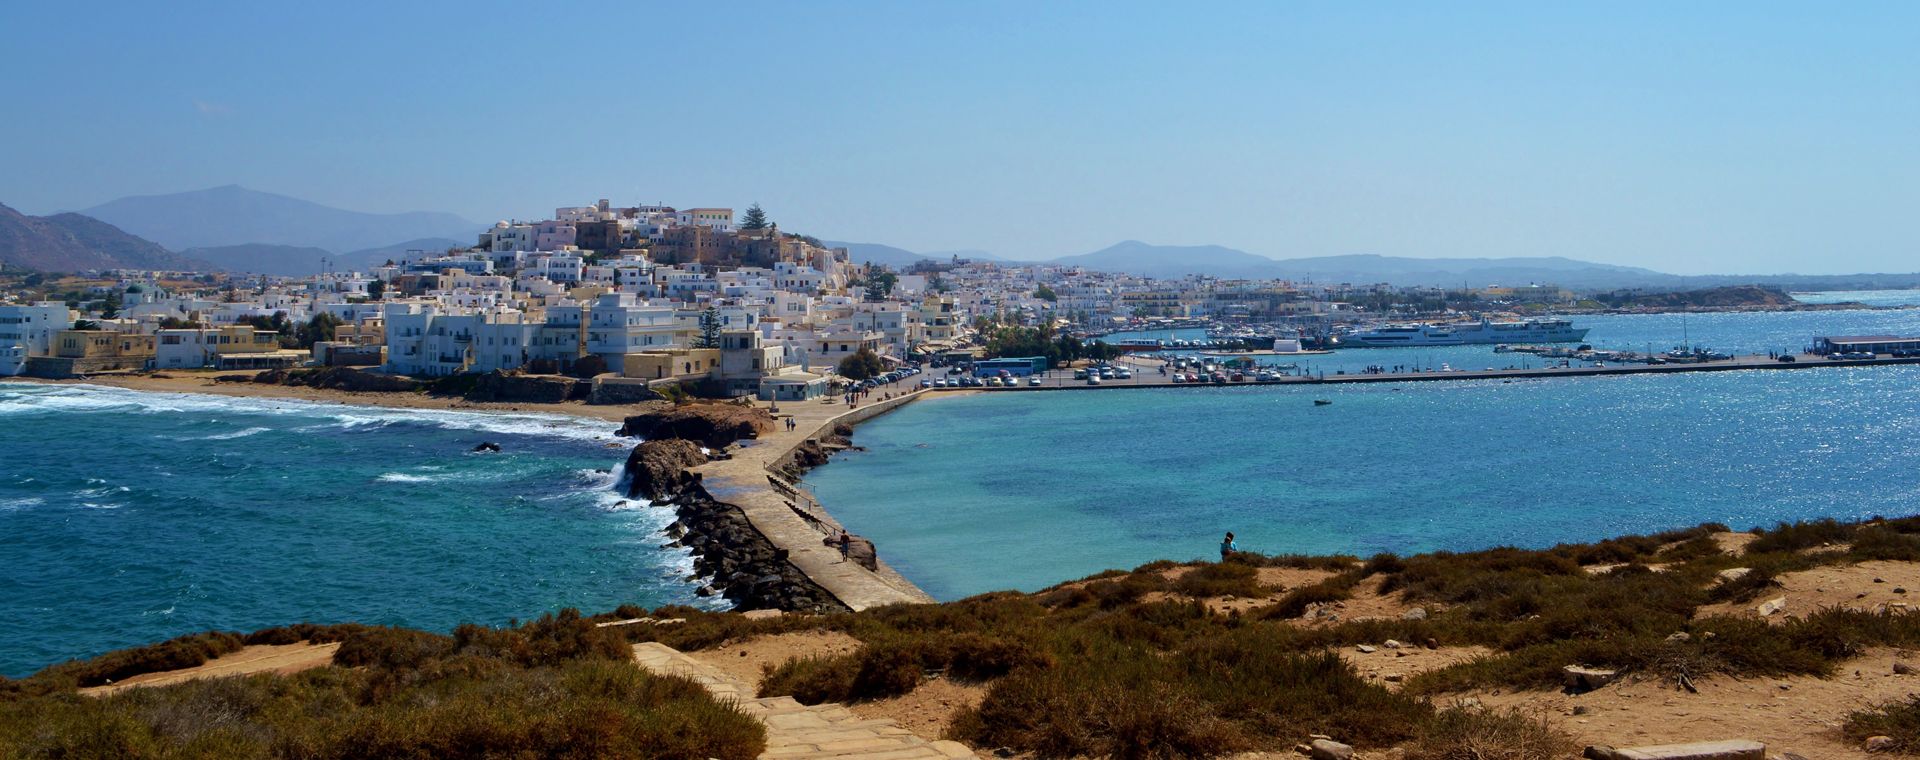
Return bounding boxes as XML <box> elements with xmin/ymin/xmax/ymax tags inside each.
<box><xmin>0</xmin><ymin>372</ymin><xmax>637</xmax><ymax>424</ymax></box>
<box><xmin>2</xmin><ymin>371</ymin><xmax>938</xmax><ymax>611</ymax></box>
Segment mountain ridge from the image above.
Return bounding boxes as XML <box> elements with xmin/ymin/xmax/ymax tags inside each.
<box><xmin>80</xmin><ymin>185</ymin><xmax>480</xmax><ymax>254</ymax></box>
<box><xmin>0</xmin><ymin>204</ymin><xmax>211</xmax><ymax>272</ymax></box>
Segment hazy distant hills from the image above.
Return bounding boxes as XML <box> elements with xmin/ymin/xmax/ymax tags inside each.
<box><xmin>1046</xmin><ymin>241</ymin><xmax>1673</xmax><ymax>288</ymax></box>
<box><xmin>0</xmin><ymin>203</ymin><xmax>210</xmax><ymax>272</ymax></box>
<box><xmin>824</xmin><ymin>241</ymin><xmax>1023</xmax><ymax>267</ymax></box>
<box><xmin>81</xmin><ymin>186</ymin><xmax>480</xmax><ymax>254</ymax></box>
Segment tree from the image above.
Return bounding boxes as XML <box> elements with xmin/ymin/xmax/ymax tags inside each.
<box><xmin>739</xmin><ymin>203</ymin><xmax>770</xmax><ymax>231</ymax></box>
<box><xmin>837</xmin><ymin>348</ymin><xmax>886</xmax><ymax>380</ymax></box>
<box><xmin>864</xmin><ymin>271</ymin><xmax>896</xmax><ymax>302</ymax></box>
<box><xmin>296</xmin><ymin>313</ymin><xmax>345</xmax><ymax>349</ymax></box>
<box><xmin>695</xmin><ymin>306</ymin><xmax>722</xmax><ymax>349</ymax></box>
<box><xmin>71</xmin><ymin>319</ymin><xmax>99</xmax><ymax>331</ymax></box>
<box><xmin>367</xmin><ymin>279</ymin><xmax>386</xmax><ymax>301</ymax></box>
<box><xmin>1034</xmin><ymin>284</ymin><xmax>1057</xmax><ymax>302</ymax></box>
<box><xmin>100</xmin><ymin>293</ymin><xmax>122</xmax><ymax>319</ymax></box>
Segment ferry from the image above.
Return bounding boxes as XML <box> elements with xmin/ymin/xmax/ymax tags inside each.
<box><xmin>1342</xmin><ymin>319</ymin><xmax>1588</xmax><ymax>348</ymax></box>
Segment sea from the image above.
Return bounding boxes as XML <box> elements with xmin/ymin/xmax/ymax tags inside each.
<box><xmin>5</xmin><ymin>294</ymin><xmax>1920</xmax><ymax>675</ymax></box>
<box><xmin>0</xmin><ymin>384</ymin><xmax>708</xmax><ymax>678</ymax></box>
<box><xmin>805</xmin><ymin>297</ymin><xmax>1920</xmax><ymax>600</ymax></box>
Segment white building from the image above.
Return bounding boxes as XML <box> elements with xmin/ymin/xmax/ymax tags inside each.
<box><xmin>0</xmin><ymin>302</ymin><xmax>73</xmax><ymax>376</ymax></box>
<box><xmin>583</xmin><ymin>292</ymin><xmax>682</xmax><ymax>367</ymax></box>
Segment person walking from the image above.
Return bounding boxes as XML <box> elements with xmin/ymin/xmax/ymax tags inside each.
<box><xmin>1220</xmin><ymin>532</ymin><xmax>1237</xmax><ymax>561</ymax></box>
<box><xmin>837</xmin><ymin>531</ymin><xmax>851</xmax><ymax>562</ymax></box>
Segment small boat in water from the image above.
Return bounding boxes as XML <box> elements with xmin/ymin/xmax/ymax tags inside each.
<box><xmin>1314</xmin><ymin>399</ymin><xmax>1333</xmax><ymax>406</ymax></box>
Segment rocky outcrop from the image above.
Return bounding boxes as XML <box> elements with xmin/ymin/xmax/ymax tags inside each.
<box><xmin>588</xmin><ymin>378</ymin><xmax>665</xmax><ymax>405</ymax></box>
<box><xmin>617</xmin><ymin>403</ymin><xmax>775</xmax><ymax>448</ymax></box>
<box><xmin>625</xmin><ymin>439</ymin><xmax>708</xmax><ymax>500</ymax></box>
<box><xmin>464</xmin><ymin>370</ymin><xmax>579</xmax><ymax>403</ymax></box>
<box><xmin>255</xmin><ymin>366</ymin><xmax>423</xmax><ymax>393</ymax></box>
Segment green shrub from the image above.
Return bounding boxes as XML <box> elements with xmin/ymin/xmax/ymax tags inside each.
<box><xmin>31</xmin><ymin>631</ymin><xmax>246</xmax><ymax>689</ymax></box>
<box><xmin>1748</xmin><ymin>518</ymin><xmax>1854</xmax><ymax>554</ymax></box>
<box><xmin>332</xmin><ymin>626</ymin><xmax>454</xmax><ymax>669</ymax></box>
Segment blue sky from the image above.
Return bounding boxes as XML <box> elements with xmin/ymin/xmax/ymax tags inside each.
<box><xmin>2</xmin><ymin>1</ymin><xmax>1916</xmax><ymax>274</ymax></box>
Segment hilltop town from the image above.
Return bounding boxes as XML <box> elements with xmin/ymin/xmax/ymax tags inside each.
<box><xmin>0</xmin><ymin>198</ymin><xmax>1872</xmax><ymax>387</ymax></box>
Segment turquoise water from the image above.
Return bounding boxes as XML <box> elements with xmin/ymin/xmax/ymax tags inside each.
<box><xmin>1107</xmin><ymin>304</ymin><xmax>1920</xmax><ymax>377</ymax></box>
<box><xmin>807</xmin><ymin>364</ymin><xmax>1920</xmax><ymax>601</ymax></box>
<box><xmin>0</xmin><ymin>383</ymin><xmax>703</xmax><ymax>677</ymax></box>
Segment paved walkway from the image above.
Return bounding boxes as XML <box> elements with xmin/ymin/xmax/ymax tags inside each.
<box><xmin>633</xmin><ymin>642</ymin><xmax>976</xmax><ymax>760</ymax></box>
<box><xmin>692</xmin><ymin>384</ymin><xmax>935</xmax><ymax>611</ymax></box>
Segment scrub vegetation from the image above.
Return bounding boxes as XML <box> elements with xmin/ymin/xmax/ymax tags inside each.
<box><xmin>14</xmin><ymin>516</ymin><xmax>1920</xmax><ymax>758</ymax></box>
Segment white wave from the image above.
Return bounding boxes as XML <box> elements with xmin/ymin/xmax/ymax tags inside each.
<box><xmin>3</xmin><ymin>383</ymin><xmax>616</xmax><ymax>443</ymax></box>
<box><xmin>200</xmin><ymin>426</ymin><xmax>271</xmax><ymax>440</ymax></box>
<box><xmin>377</xmin><ymin>472</ymin><xmax>444</xmax><ymax>483</ymax></box>
<box><xmin>0</xmin><ymin>497</ymin><xmax>44</xmax><ymax>511</ymax></box>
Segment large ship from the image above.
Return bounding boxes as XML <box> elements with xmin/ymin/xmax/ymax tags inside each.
<box><xmin>1340</xmin><ymin>318</ymin><xmax>1589</xmax><ymax>347</ymax></box>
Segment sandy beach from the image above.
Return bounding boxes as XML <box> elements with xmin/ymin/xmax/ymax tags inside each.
<box><xmin>2</xmin><ymin>371</ymin><xmax>638</xmax><ymax>424</ymax></box>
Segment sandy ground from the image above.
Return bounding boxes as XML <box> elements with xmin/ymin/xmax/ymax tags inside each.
<box><xmin>1696</xmin><ymin>558</ymin><xmax>1920</xmax><ymax>620</ymax></box>
<box><xmin>1340</xmin><ymin>645</ymin><xmax>1496</xmax><ymax>688</ymax></box>
<box><xmin>79</xmin><ymin>642</ymin><xmax>340</xmax><ymax>697</ymax></box>
<box><xmin>4</xmin><ymin>372</ymin><xmax>637</xmax><ymax>423</ymax></box>
<box><xmin>1472</xmin><ymin>647</ymin><xmax>1919</xmax><ymax>759</ymax></box>
<box><xmin>702</xmin><ymin>629</ymin><xmax>988</xmax><ymax>739</ymax></box>
<box><xmin>701</xmin><ymin>629</ymin><xmax>866</xmax><ymax>693</ymax></box>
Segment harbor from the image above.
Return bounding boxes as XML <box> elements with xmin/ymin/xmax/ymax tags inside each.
<box><xmin>919</xmin><ymin>350</ymin><xmax>1920</xmax><ymax>393</ymax></box>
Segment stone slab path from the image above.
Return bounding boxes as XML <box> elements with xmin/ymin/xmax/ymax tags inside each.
<box><xmin>633</xmin><ymin>642</ymin><xmax>976</xmax><ymax>759</ymax></box>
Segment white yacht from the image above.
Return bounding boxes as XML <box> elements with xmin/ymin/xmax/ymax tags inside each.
<box><xmin>1343</xmin><ymin>319</ymin><xmax>1587</xmax><ymax>347</ymax></box>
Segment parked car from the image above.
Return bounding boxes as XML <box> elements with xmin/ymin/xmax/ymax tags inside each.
<box><xmin>1027</xmin><ymin>376</ymin><xmax>1043</xmax><ymax>386</ymax></box>
<box><xmin>1776</xmin><ymin>355</ymin><xmax>1796</xmax><ymax>363</ymax></box>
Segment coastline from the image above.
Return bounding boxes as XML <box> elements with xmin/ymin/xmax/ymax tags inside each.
<box><xmin>0</xmin><ymin>372</ymin><xmax>637</xmax><ymax>424</ymax></box>
<box><xmin>2</xmin><ymin>371</ymin><xmax>938</xmax><ymax>612</ymax></box>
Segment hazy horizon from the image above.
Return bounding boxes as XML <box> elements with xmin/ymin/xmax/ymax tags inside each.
<box><xmin>4</xmin><ymin>2</ymin><xmax>1917</xmax><ymax>276</ymax></box>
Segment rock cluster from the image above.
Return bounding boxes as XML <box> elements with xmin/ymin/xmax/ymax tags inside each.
<box><xmin>624</xmin><ymin>439</ymin><xmax>708</xmax><ymax>500</ymax></box>
<box><xmin>464</xmin><ymin>370</ymin><xmax>584</xmax><ymax>403</ymax></box>
<box><xmin>617</xmin><ymin>403</ymin><xmax>775</xmax><ymax>448</ymax></box>
<box><xmin>254</xmin><ymin>366</ymin><xmax>423</xmax><ymax>392</ymax></box>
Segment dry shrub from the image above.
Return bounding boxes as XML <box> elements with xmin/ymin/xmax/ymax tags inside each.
<box><xmin>1405</xmin><ymin>704</ymin><xmax>1577</xmax><ymax>760</ymax></box>
<box><xmin>1845</xmin><ymin>696</ymin><xmax>1920</xmax><ymax>753</ymax></box>
<box><xmin>1173</xmin><ymin>562</ymin><xmax>1265</xmax><ymax>598</ymax></box>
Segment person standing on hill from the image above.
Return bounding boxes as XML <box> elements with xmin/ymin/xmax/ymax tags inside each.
<box><xmin>1220</xmin><ymin>532</ymin><xmax>1237</xmax><ymax>561</ymax></box>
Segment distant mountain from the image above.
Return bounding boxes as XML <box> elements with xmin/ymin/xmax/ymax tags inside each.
<box><xmin>925</xmin><ymin>249</ymin><xmax>1022</xmax><ymax>264</ymax></box>
<box><xmin>825</xmin><ymin>241</ymin><xmax>1023</xmax><ymax>267</ymax></box>
<box><xmin>80</xmin><ymin>185</ymin><xmax>480</xmax><ymax>253</ymax></box>
<box><xmin>823</xmin><ymin>241</ymin><xmax>929</xmax><ymax>268</ymax></box>
<box><xmin>1049</xmin><ymin>241</ymin><xmax>1286</xmax><ymax>280</ymax></box>
<box><xmin>0</xmin><ymin>204</ymin><xmax>209</xmax><ymax>272</ymax></box>
<box><xmin>1269</xmin><ymin>253</ymin><xmax>1673</xmax><ymax>289</ymax></box>
<box><xmin>339</xmin><ymin>237</ymin><xmax>468</xmax><ymax>270</ymax></box>
<box><xmin>177</xmin><ymin>244</ymin><xmax>335</xmax><ymax>277</ymax></box>
<box><xmin>1046</xmin><ymin>241</ymin><xmax>1686</xmax><ymax>289</ymax></box>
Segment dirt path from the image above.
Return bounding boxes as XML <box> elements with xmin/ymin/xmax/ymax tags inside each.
<box><xmin>79</xmin><ymin>642</ymin><xmax>340</xmax><ymax>697</ymax></box>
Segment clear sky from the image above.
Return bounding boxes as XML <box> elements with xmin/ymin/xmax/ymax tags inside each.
<box><xmin>3</xmin><ymin>1</ymin><xmax>1915</xmax><ymax>275</ymax></box>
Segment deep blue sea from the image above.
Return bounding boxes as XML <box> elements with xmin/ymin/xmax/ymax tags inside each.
<box><xmin>809</xmin><ymin>303</ymin><xmax>1920</xmax><ymax>600</ymax></box>
<box><xmin>0</xmin><ymin>383</ymin><xmax>706</xmax><ymax>677</ymax></box>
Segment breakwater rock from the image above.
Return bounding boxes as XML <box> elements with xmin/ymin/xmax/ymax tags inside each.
<box><xmin>617</xmin><ymin>403</ymin><xmax>774</xmax><ymax>448</ymax></box>
<box><xmin>623</xmin><ymin>407</ymin><xmax>843</xmax><ymax>613</ymax></box>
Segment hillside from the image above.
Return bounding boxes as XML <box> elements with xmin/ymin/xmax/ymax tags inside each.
<box><xmin>0</xmin><ymin>204</ymin><xmax>208</xmax><ymax>272</ymax></box>
<box><xmin>15</xmin><ymin>515</ymin><xmax>1920</xmax><ymax>757</ymax></box>
<box><xmin>80</xmin><ymin>185</ymin><xmax>479</xmax><ymax>253</ymax></box>
<box><xmin>178</xmin><ymin>243</ymin><xmax>336</xmax><ymax>276</ymax></box>
<box><xmin>340</xmin><ymin>237</ymin><xmax>467</xmax><ymax>270</ymax></box>
<box><xmin>1596</xmin><ymin>285</ymin><xmax>1803</xmax><ymax>310</ymax></box>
